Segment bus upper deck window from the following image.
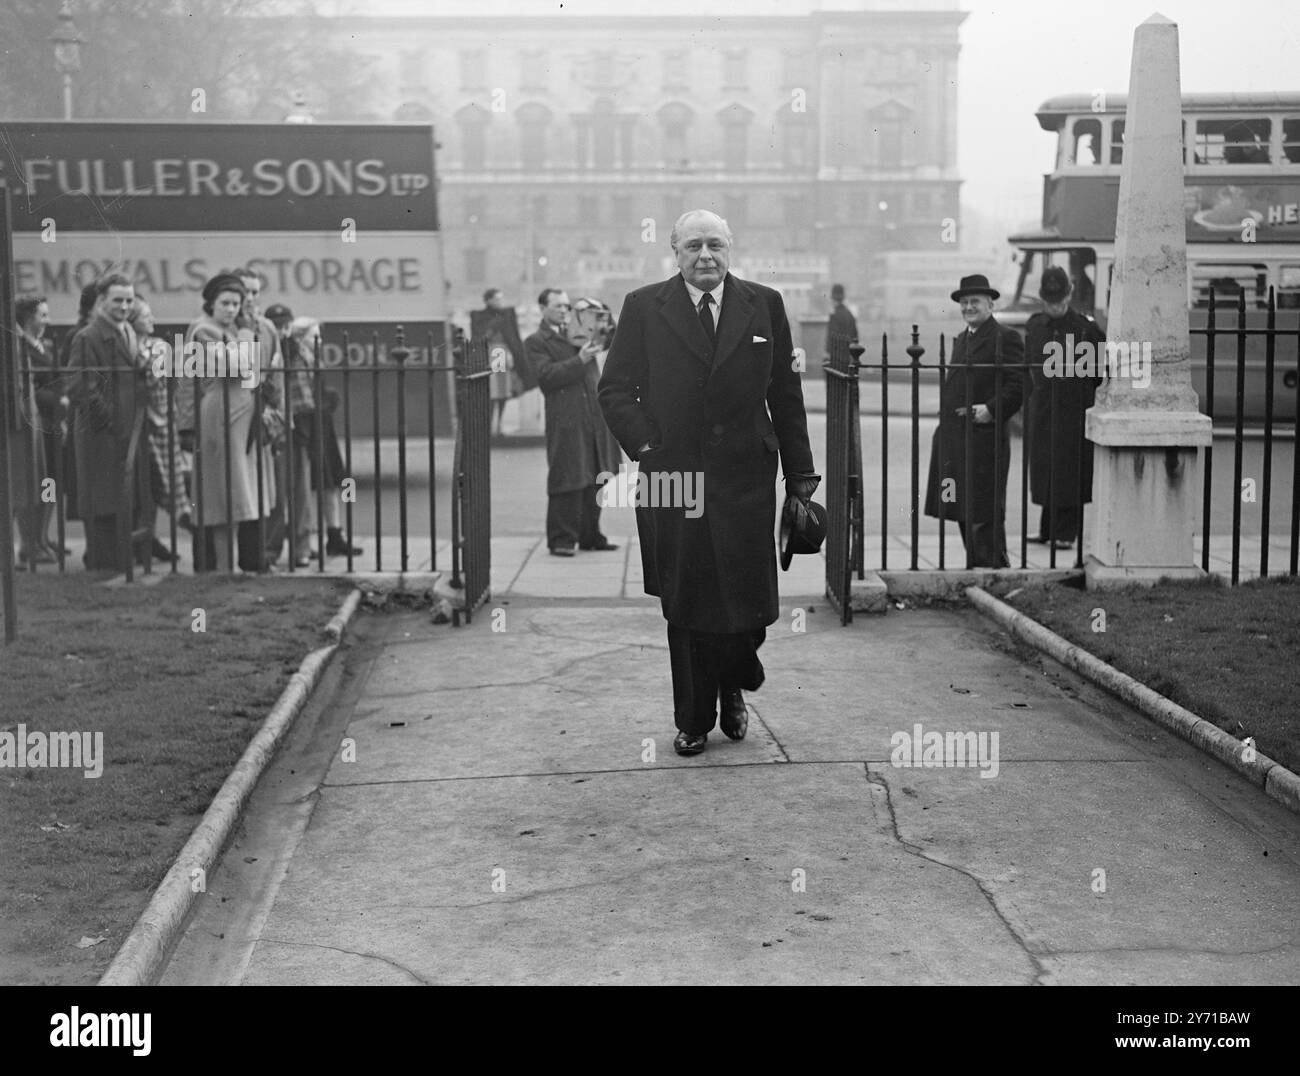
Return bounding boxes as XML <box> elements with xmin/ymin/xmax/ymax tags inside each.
<box><xmin>1279</xmin><ymin>267</ymin><xmax>1300</xmax><ymax>309</ymax></box>
<box><xmin>1196</xmin><ymin>117</ymin><xmax>1271</xmax><ymax>164</ymax></box>
<box><xmin>1110</xmin><ymin>120</ymin><xmax>1125</xmax><ymax>165</ymax></box>
<box><xmin>1284</xmin><ymin>119</ymin><xmax>1300</xmax><ymax>164</ymax></box>
<box><xmin>1071</xmin><ymin>117</ymin><xmax>1102</xmax><ymax>165</ymax></box>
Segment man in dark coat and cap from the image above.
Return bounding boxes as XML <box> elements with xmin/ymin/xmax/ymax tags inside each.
<box><xmin>65</xmin><ymin>273</ymin><xmax>152</xmax><ymax>570</ymax></box>
<box><xmin>924</xmin><ymin>273</ymin><xmax>1024</xmax><ymax>568</ymax></box>
<box><xmin>599</xmin><ymin>209</ymin><xmax>818</xmax><ymax>757</ymax></box>
<box><xmin>1023</xmin><ymin>266</ymin><xmax>1105</xmax><ymax>547</ymax></box>
<box><xmin>525</xmin><ymin>288</ymin><xmax>618</xmax><ymax>556</ymax></box>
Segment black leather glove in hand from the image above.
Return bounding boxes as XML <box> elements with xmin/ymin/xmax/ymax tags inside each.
<box><xmin>782</xmin><ymin>493</ymin><xmax>809</xmax><ymax>533</ymax></box>
<box><xmin>784</xmin><ymin>474</ymin><xmax>820</xmax><ymax>506</ymax></box>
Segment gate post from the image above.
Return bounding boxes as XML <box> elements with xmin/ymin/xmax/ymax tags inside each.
<box><xmin>1084</xmin><ymin>15</ymin><xmax>1212</xmax><ymax>587</ymax></box>
<box><xmin>0</xmin><ymin>183</ymin><xmax>18</xmax><ymax>643</ymax></box>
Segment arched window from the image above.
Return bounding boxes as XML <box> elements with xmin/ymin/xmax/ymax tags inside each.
<box><xmin>659</xmin><ymin>102</ymin><xmax>693</xmax><ymax>171</ymax></box>
<box><xmin>868</xmin><ymin>100</ymin><xmax>912</xmax><ymax>168</ymax></box>
<box><xmin>591</xmin><ymin>97</ymin><xmax>617</xmax><ymax>170</ymax></box>
<box><xmin>517</xmin><ymin>102</ymin><xmax>553</xmax><ymax>171</ymax></box>
<box><xmin>718</xmin><ymin>103</ymin><xmax>754</xmax><ymax>172</ymax></box>
<box><xmin>393</xmin><ymin>101</ymin><xmax>434</xmax><ymax>123</ymax></box>
<box><xmin>457</xmin><ymin>103</ymin><xmax>491</xmax><ymax>170</ymax></box>
<box><xmin>776</xmin><ymin>107</ymin><xmax>814</xmax><ymax>169</ymax></box>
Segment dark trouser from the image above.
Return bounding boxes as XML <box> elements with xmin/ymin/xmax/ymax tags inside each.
<box><xmin>547</xmin><ymin>485</ymin><xmax>602</xmax><ymax>551</ymax></box>
<box><xmin>195</xmin><ymin>520</ymin><xmax>268</xmax><ymax>572</ymax></box>
<box><xmin>264</xmin><ymin>448</ymin><xmax>288</xmax><ymax>561</ymax></box>
<box><xmin>85</xmin><ymin>515</ymin><xmax>120</xmax><ymax>570</ymax></box>
<box><xmin>667</xmin><ymin>624</ymin><xmax>767</xmax><ymax>735</ymax></box>
<box><xmin>84</xmin><ymin>514</ymin><xmax>153</xmax><ymax>570</ymax></box>
<box><xmin>958</xmin><ymin>520</ymin><xmax>1008</xmax><ymax>569</ymax></box>
<box><xmin>1037</xmin><ymin>504</ymin><xmax>1080</xmax><ymax>543</ymax></box>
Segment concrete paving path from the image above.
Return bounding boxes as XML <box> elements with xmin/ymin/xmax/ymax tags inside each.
<box><xmin>162</xmin><ymin>576</ymin><xmax>1300</xmax><ymax>985</ymax></box>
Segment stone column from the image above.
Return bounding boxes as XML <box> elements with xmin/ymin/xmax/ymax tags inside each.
<box><xmin>1084</xmin><ymin>13</ymin><xmax>1212</xmax><ymax>588</ymax></box>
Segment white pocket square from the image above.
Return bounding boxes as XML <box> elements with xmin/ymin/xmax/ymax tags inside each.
<box><xmin>752</xmin><ymin>335</ymin><xmax>768</xmax><ymax>343</ymax></box>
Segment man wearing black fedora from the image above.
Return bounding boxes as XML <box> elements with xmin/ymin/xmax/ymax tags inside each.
<box><xmin>599</xmin><ymin>209</ymin><xmax>818</xmax><ymax>757</ymax></box>
<box><xmin>924</xmin><ymin>273</ymin><xmax>1024</xmax><ymax>568</ymax></box>
<box><xmin>1024</xmin><ymin>267</ymin><xmax>1105</xmax><ymax>547</ymax></box>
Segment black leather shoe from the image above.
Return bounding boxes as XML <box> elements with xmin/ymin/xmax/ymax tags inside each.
<box><xmin>549</xmin><ymin>547</ymin><xmax>576</xmax><ymax>557</ymax></box>
<box><xmin>151</xmin><ymin>538</ymin><xmax>180</xmax><ymax>563</ymax></box>
<box><xmin>579</xmin><ymin>540</ymin><xmax>619</xmax><ymax>551</ymax></box>
<box><xmin>720</xmin><ymin>690</ymin><xmax>748</xmax><ymax>741</ymax></box>
<box><xmin>674</xmin><ymin>731</ymin><xmax>708</xmax><ymax>756</ymax></box>
<box><xmin>325</xmin><ymin>529</ymin><xmax>363</xmax><ymax>556</ymax></box>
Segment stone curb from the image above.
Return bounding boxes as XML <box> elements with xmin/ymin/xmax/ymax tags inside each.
<box><xmin>98</xmin><ymin>587</ymin><xmax>366</xmax><ymax>986</ymax></box>
<box><xmin>965</xmin><ymin>585</ymin><xmax>1300</xmax><ymax>817</ymax></box>
<box><xmin>881</xmin><ymin>569</ymin><xmax>1079</xmax><ymax>602</ymax></box>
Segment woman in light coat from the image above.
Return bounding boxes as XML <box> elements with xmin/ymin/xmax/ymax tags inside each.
<box><xmin>185</xmin><ymin>272</ymin><xmax>279</xmax><ymax>572</ymax></box>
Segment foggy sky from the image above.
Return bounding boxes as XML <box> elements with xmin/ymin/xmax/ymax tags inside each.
<box><xmin>356</xmin><ymin>0</ymin><xmax>1298</xmax><ymax>232</ymax></box>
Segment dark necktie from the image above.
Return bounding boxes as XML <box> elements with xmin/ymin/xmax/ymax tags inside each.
<box><xmin>698</xmin><ymin>292</ymin><xmax>717</xmax><ymax>352</ymax></box>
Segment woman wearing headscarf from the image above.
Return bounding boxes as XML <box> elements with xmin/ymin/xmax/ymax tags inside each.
<box><xmin>14</xmin><ymin>294</ymin><xmax>70</xmax><ymax>562</ymax></box>
<box><xmin>8</xmin><ymin>295</ymin><xmax>51</xmax><ymax>565</ymax></box>
<box><xmin>185</xmin><ymin>272</ymin><xmax>279</xmax><ymax>572</ymax></box>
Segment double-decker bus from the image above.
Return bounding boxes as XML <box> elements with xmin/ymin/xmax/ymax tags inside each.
<box><xmin>1000</xmin><ymin>92</ymin><xmax>1300</xmax><ymax>422</ymax></box>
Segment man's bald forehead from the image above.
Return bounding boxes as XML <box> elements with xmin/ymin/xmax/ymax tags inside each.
<box><xmin>671</xmin><ymin>210</ymin><xmax>732</xmax><ymax>248</ymax></box>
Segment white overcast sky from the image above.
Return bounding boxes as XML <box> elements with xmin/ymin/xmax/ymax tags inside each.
<box><xmin>357</xmin><ymin>0</ymin><xmax>1296</xmax><ymax>223</ymax></box>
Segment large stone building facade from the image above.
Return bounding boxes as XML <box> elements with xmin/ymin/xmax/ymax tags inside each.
<box><xmin>331</xmin><ymin>4</ymin><xmax>966</xmax><ymax>322</ymax></box>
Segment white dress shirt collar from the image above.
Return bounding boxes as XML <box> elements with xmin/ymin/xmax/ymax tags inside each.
<box><xmin>682</xmin><ymin>275</ymin><xmax>725</xmax><ymax>317</ymax></box>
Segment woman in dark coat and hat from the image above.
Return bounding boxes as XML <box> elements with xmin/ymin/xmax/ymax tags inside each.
<box><xmin>924</xmin><ymin>273</ymin><xmax>1024</xmax><ymax>568</ymax></box>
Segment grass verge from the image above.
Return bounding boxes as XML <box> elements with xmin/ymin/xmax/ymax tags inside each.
<box><xmin>0</xmin><ymin>571</ymin><xmax>352</xmax><ymax>985</ymax></box>
<box><xmin>985</xmin><ymin>575</ymin><xmax>1299</xmax><ymax>775</ymax></box>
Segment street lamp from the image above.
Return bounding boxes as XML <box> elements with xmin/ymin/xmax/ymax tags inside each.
<box><xmin>284</xmin><ymin>89</ymin><xmax>314</xmax><ymax>124</ymax></box>
<box><xmin>50</xmin><ymin>1</ymin><xmax>83</xmax><ymax>121</ymax></box>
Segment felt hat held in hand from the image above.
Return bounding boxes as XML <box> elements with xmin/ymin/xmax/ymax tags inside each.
<box><xmin>780</xmin><ymin>499</ymin><xmax>828</xmax><ymax>571</ymax></box>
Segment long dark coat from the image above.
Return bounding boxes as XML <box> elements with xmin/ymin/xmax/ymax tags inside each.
<box><xmin>598</xmin><ymin>273</ymin><xmax>815</xmax><ymax>633</ymax></box>
<box><xmin>526</xmin><ymin>323</ymin><xmax>617</xmax><ymax>496</ymax></box>
<box><xmin>1023</xmin><ymin>308</ymin><xmax>1104</xmax><ymax>507</ymax></box>
<box><xmin>4</xmin><ymin>336</ymin><xmax>46</xmax><ymax>510</ymax></box>
<box><xmin>923</xmin><ymin>315</ymin><xmax>1024</xmax><ymax>525</ymax></box>
<box><xmin>473</xmin><ymin>306</ymin><xmax>534</xmax><ymax>392</ymax></box>
<box><xmin>66</xmin><ymin>315</ymin><xmax>150</xmax><ymax>520</ymax></box>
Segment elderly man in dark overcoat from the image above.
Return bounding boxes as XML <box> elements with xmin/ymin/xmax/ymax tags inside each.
<box><xmin>599</xmin><ymin>209</ymin><xmax>818</xmax><ymax>757</ymax></box>
<box><xmin>1023</xmin><ymin>266</ymin><xmax>1105</xmax><ymax>547</ymax></box>
<box><xmin>924</xmin><ymin>273</ymin><xmax>1024</xmax><ymax>568</ymax></box>
<box><xmin>525</xmin><ymin>288</ymin><xmax>618</xmax><ymax>556</ymax></box>
<box><xmin>66</xmin><ymin>273</ymin><xmax>152</xmax><ymax>570</ymax></box>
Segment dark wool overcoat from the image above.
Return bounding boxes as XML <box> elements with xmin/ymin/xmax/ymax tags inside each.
<box><xmin>1023</xmin><ymin>308</ymin><xmax>1105</xmax><ymax>507</ymax></box>
<box><xmin>66</xmin><ymin>315</ymin><xmax>150</xmax><ymax>520</ymax></box>
<box><xmin>526</xmin><ymin>323</ymin><xmax>617</xmax><ymax>496</ymax></box>
<box><xmin>598</xmin><ymin>273</ymin><xmax>814</xmax><ymax>633</ymax></box>
<box><xmin>923</xmin><ymin>315</ymin><xmax>1024</xmax><ymax>525</ymax></box>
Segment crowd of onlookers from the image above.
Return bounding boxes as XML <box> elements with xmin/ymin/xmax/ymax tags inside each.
<box><xmin>6</xmin><ymin>267</ymin><xmax>361</xmax><ymax>572</ymax></box>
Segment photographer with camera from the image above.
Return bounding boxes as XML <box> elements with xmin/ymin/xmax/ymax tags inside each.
<box><xmin>524</xmin><ymin>288</ymin><xmax>618</xmax><ymax>557</ymax></box>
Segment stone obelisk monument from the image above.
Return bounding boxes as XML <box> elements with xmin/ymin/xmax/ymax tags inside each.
<box><xmin>1085</xmin><ymin>13</ymin><xmax>1212</xmax><ymax>588</ymax></box>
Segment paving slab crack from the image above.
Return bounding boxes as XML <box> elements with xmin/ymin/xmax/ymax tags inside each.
<box><xmin>864</xmin><ymin>764</ymin><xmax>1047</xmax><ymax>985</ymax></box>
<box><xmin>256</xmin><ymin>938</ymin><xmax>432</xmax><ymax>985</ymax></box>
<box><xmin>746</xmin><ymin>703</ymin><xmax>790</xmax><ymax>762</ymax></box>
<box><xmin>1042</xmin><ymin>940</ymin><xmax>1300</xmax><ymax>959</ymax></box>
